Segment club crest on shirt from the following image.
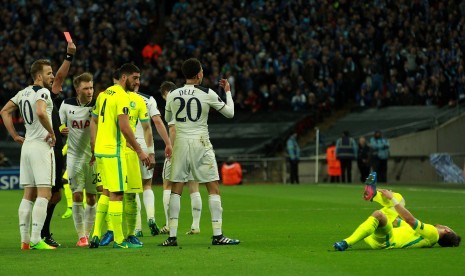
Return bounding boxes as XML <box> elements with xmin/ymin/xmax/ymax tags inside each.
<box><xmin>41</xmin><ymin>93</ymin><xmax>48</xmax><ymax>100</ymax></box>
<box><xmin>130</xmin><ymin>101</ymin><xmax>136</xmax><ymax>108</ymax></box>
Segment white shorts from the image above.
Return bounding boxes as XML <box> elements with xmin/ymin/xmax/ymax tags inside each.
<box><xmin>67</xmin><ymin>155</ymin><xmax>97</xmax><ymax>194</ymax></box>
<box><xmin>162</xmin><ymin>158</ymin><xmax>194</xmax><ymax>181</ymax></box>
<box><xmin>20</xmin><ymin>141</ymin><xmax>56</xmax><ymax>187</ymax></box>
<box><xmin>139</xmin><ymin>158</ymin><xmax>154</xmax><ymax>180</ymax></box>
<box><xmin>137</xmin><ymin>143</ymin><xmax>155</xmax><ymax>180</ymax></box>
<box><xmin>169</xmin><ymin>137</ymin><xmax>218</xmax><ymax>183</ymax></box>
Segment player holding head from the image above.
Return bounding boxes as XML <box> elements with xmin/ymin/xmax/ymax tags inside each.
<box><xmin>161</xmin><ymin>58</ymin><xmax>239</xmax><ymax>246</ymax></box>
<box><xmin>1</xmin><ymin>59</ymin><xmax>57</xmax><ymax>249</ymax></box>
<box><xmin>333</xmin><ymin>172</ymin><xmax>461</xmax><ymax>251</ymax></box>
<box><xmin>58</xmin><ymin>72</ymin><xmax>98</xmax><ymax>246</ymax></box>
<box><xmin>89</xmin><ymin>63</ymin><xmax>150</xmax><ymax>249</ymax></box>
<box><xmin>131</xmin><ymin>79</ymin><xmax>173</xmax><ymax>237</ymax></box>
<box><xmin>157</xmin><ymin>81</ymin><xmax>202</xmax><ymax>236</ymax></box>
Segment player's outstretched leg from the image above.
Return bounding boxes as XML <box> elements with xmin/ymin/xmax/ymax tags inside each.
<box><xmin>363</xmin><ymin>172</ymin><xmax>377</xmax><ymax>201</ymax></box>
<box><xmin>333</xmin><ymin>211</ymin><xmax>384</xmax><ymax>251</ymax></box>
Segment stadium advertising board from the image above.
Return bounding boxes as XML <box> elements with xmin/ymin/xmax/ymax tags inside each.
<box><xmin>0</xmin><ymin>168</ymin><xmax>22</xmax><ymax>190</ymax></box>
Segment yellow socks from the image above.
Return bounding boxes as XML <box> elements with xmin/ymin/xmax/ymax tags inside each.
<box><xmin>345</xmin><ymin>216</ymin><xmax>379</xmax><ymax>246</ymax></box>
<box><xmin>124</xmin><ymin>194</ymin><xmax>137</xmax><ymax>237</ymax></box>
<box><xmin>92</xmin><ymin>194</ymin><xmax>109</xmax><ymax>238</ymax></box>
<box><xmin>108</xmin><ymin>201</ymin><xmax>124</xmax><ymax>244</ymax></box>
<box><xmin>63</xmin><ymin>184</ymin><xmax>73</xmax><ymax>208</ymax></box>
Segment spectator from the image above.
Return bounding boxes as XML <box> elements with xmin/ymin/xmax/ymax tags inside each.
<box><xmin>357</xmin><ymin>136</ymin><xmax>371</xmax><ymax>183</ymax></box>
<box><xmin>0</xmin><ymin>152</ymin><xmax>12</xmax><ymax>167</ymax></box>
<box><xmin>326</xmin><ymin>142</ymin><xmax>341</xmax><ymax>183</ymax></box>
<box><xmin>221</xmin><ymin>156</ymin><xmax>243</xmax><ymax>186</ymax></box>
<box><xmin>286</xmin><ymin>133</ymin><xmax>300</xmax><ymax>184</ymax></box>
<box><xmin>291</xmin><ymin>90</ymin><xmax>307</xmax><ymax>111</ymax></box>
<box><xmin>141</xmin><ymin>40</ymin><xmax>162</xmax><ymax>63</ymax></box>
<box><xmin>2</xmin><ymin>0</ymin><xmax>465</xmax><ymax>117</ymax></box>
<box><xmin>369</xmin><ymin>130</ymin><xmax>390</xmax><ymax>183</ymax></box>
<box><xmin>335</xmin><ymin>131</ymin><xmax>358</xmax><ymax>183</ymax></box>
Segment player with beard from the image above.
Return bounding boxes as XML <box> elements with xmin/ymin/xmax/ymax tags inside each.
<box><xmin>89</xmin><ymin>63</ymin><xmax>150</xmax><ymax>249</ymax></box>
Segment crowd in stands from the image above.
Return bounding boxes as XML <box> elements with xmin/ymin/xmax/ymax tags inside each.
<box><xmin>1</xmin><ymin>0</ymin><xmax>465</xmax><ymax>114</ymax></box>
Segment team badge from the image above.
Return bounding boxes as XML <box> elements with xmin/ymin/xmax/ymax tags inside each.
<box><xmin>41</xmin><ymin>93</ymin><xmax>48</xmax><ymax>100</ymax></box>
<box><xmin>130</xmin><ymin>101</ymin><xmax>136</xmax><ymax>108</ymax></box>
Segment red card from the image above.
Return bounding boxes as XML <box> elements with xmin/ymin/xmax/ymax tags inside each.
<box><xmin>64</xmin><ymin>32</ymin><xmax>73</xmax><ymax>43</ymax></box>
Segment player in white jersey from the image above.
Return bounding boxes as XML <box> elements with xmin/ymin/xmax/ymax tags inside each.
<box><xmin>158</xmin><ymin>81</ymin><xmax>202</xmax><ymax>235</ymax></box>
<box><xmin>161</xmin><ymin>58</ymin><xmax>239</xmax><ymax>246</ymax></box>
<box><xmin>133</xmin><ymin>87</ymin><xmax>172</xmax><ymax>236</ymax></box>
<box><xmin>59</xmin><ymin>72</ymin><xmax>97</xmax><ymax>246</ymax></box>
<box><xmin>0</xmin><ymin>59</ymin><xmax>57</xmax><ymax>250</ymax></box>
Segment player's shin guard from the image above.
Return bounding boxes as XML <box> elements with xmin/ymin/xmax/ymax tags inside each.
<box><xmin>135</xmin><ymin>194</ymin><xmax>142</xmax><ymax>232</ymax></box>
<box><xmin>344</xmin><ymin>216</ymin><xmax>379</xmax><ymax>246</ymax></box>
<box><xmin>108</xmin><ymin>201</ymin><xmax>124</xmax><ymax>244</ymax></box>
<box><xmin>31</xmin><ymin>197</ymin><xmax>49</xmax><ymax>244</ymax></box>
<box><xmin>92</xmin><ymin>194</ymin><xmax>109</xmax><ymax>238</ymax></box>
<box><xmin>163</xmin><ymin>190</ymin><xmax>171</xmax><ymax>227</ymax></box>
<box><xmin>85</xmin><ymin>203</ymin><xmax>96</xmax><ymax>236</ymax></box>
<box><xmin>72</xmin><ymin>202</ymin><xmax>85</xmax><ymax>238</ymax></box>
<box><xmin>18</xmin><ymin>199</ymin><xmax>33</xmax><ymax>243</ymax></box>
<box><xmin>190</xmin><ymin>192</ymin><xmax>202</xmax><ymax>230</ymax></box>
<box><xmin>143</xmin><ymin>189</ymin><xmax>155</xmax><ymax>220</ymax></box>
<box><xmin>208</xmin><ymin>194</ymin><xmax>223</xmax><ymax>236</ymax></box>
<box><xmin>124</xmin><ymin>194</ymin><xmax>137</xmax><ymax>237</ymax></box>
<box><xmin>168</xmin><ymin>193</ymin><xmax>181</xmax><ymax>237</ymax></box>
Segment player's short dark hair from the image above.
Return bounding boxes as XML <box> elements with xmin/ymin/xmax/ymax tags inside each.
<box><xmin>160</xmin><ymin>81</ymin><xmax>177</xmax><ymax>95</ymax></box>
<box><xmin>182</xmin><ymin>58</ymin><xmax>202</xmax><ymax>79</ymax></box>
<box><xmin>112</xmin><ymin>69</ymin><xmax>121</xmax><ymax>81</ymax></box>
<box><xmin>438</xmin><ymin>232</ymin><xmax>461</xmax><ymax>247</ymax></box>
<box><xmin>30</xmin><ymin>59</ymin><xmax>51</xmax><ymax>80</ymax></box>
<box><xmin>119</xmin><ymin>63</ymin><xmax>140</xmax><ymax>77</ymax></box>
<box><xmin>73</xmin><ymin>72</ymin><xmax>93</xmax><ymax>88</ymax></box>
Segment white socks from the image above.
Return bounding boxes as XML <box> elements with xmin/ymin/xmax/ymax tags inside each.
<box><xmin>168</xmin><ymin>193</ymin><xmax>181</xmax><ymax>237</ymax></box>
<box><xmin>163</xmin><ymin>190</ymin><xmax>171</xmax><ymax>226</ymax></box>
<box><xmin>208</xmin><ymin>194</ymin><xmax>223</xmax><ymax>236</ymax></box>
<box><xmin>190</xmin><ymin>192</ymin><xmax>202</xmax><ymax>230</ymax></box>
<box><xmin>31</xmin><ymin>197</ymin><xmax>49</xmax><ymax>244</ymax></box>
<box><xmin>135</xmin><ymin>194</ymin><xmax>142</xmax><ymax>231</ymax></box>
<box><xmin>84</xmin><ymin>203</ymin><xmax>96</xmax><ymax>237</ymax></box>
<box><xmin>18</xmin><ymin>199</ymin><xmax>33</xmax><ymax>243</ymax></box>
<box><xmin>143</xmin><ymin>189</ymin><xmax>155</xmax><ymax>220</ymax></box>
<box><xmin>72</xmin><ymin>202</ymin><xmax>85</xmax><ymax>238</ymax></box>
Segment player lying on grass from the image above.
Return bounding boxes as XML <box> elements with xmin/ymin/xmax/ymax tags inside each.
<box><xmin>334</xmin><ymin>172</ymin><xmax>461</xmax><ymax>251</ymax></box>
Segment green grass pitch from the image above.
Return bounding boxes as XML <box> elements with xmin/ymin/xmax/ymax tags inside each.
<box><xmin>0</xmin><ymin>184</ymin><xmax>464</xmax><ymax>275</ymax></box>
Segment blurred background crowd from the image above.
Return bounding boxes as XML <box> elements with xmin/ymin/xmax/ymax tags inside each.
<box><xmin>1</xmin><ymin>0</ymin><xmax>465</xmax><ymax>113</ymax></box>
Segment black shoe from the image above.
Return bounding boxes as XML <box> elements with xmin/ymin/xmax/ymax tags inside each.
<box><xmin>43</xmin><ymin>234</ymin><xmax>61</xmax><ymax>247</ymax></box>
<box><xmin>159</xmin><ymin>237</ymin><xmax>178</xmax><ymax>246</ymax></box>
<box><xmin>212</xmin><ymin>235</ymin><xmax>240</xmax><ymax>245</ymax></box>
<box><xmin>148</xmin><ymin>218</ymin><xmax>160</xmax><ymax>236</ymax></box>
<box><xmin>89</xmin><ymin>236</ymin><xmax>100</xmax><ymax>249</ymax></box>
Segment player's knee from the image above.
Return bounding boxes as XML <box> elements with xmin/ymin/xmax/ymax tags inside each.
<box><xmin>86</xmin><ymin>194</ymin><xmax>97</xmax><ymax>206</ymax></box>
<box><xmin>371</xmin><ymin>210</ymin><xmax>386</xmax><ymax>222</ymax></box>
<box><xmin>73</xmin><ymin>192</ymin><xmax>83</xmax><ymax>202</ymax></box>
